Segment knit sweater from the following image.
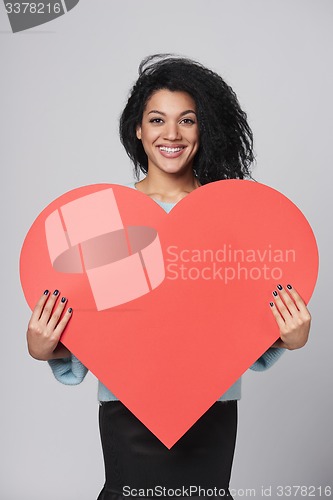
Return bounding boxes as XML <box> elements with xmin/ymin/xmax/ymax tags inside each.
<box><xmin>48</xmin><ymin>181</ymin><xmax>285</xmax><ymax>401</ymax></box>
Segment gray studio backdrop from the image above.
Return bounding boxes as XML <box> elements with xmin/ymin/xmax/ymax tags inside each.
<box><xmin>1</xmin><ymin>1</ymin><xmax>332</xmax><ymax>499</ymax></box>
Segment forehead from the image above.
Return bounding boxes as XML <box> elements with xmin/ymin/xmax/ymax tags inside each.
<box><xmin>144</xmin><ymin>89</ymin><xmax>196</xmax><ymax>112</ymax></box>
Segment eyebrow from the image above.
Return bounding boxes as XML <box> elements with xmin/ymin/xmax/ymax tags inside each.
<box><xmin>147</xmin><ymin>109</ymin><xmax>197</xmax><ymax>117</ymax></box>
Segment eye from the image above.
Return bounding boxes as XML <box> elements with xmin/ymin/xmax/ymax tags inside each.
<box><xmin>180</xmin><ymin>118</ymin><xmax>196</xmax><ymax>125</ymax></box>
<box><xmin>149</xmin><ymin>118</ymin><xmax>164</xmax><ymax>124</ymax></box>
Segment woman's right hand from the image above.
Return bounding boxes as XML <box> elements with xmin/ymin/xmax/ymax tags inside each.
<box><xmin>27</xmin><ymin>289</ymin><xmax>73</xmax><ymax>361</ymax></box>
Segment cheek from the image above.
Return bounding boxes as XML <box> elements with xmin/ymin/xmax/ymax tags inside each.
<box><xmin>141</xmin><ymin>126</ymin><xmax>159</xmax><ymax>146</ymax></box>
<box><xmin>191</xmin><ymin>130</ymin><xmax>200</xmax><ymax>149</ymax></box>
<box><xmin>140</xmin><ymin>134</ymin><xmax>158</xmax><ymax>158</ymax></box>
<box><xmin>190</xmin><ymin>125</ymin><xmax>199</xmax><ymax>141</ymax></box>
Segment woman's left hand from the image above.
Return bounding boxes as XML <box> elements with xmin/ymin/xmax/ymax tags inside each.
<box><xmin>269</xmin><ymin>284</ymin><xmax>311</xmax><ymax>350</ymax></box>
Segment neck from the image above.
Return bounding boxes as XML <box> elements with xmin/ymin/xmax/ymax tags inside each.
<box><xmin>135</xmin><ymin>169</ymin><xmax>201</xmax><ymax>203</ymax></box>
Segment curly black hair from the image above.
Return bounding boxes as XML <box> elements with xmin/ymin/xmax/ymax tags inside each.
<box><xmin>119</xmin><ymin>54</ymin><xmax>255</xmax><ymax>185</ymax></box>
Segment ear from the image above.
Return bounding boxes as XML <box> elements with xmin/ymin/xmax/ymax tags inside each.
<box><xmin>136</xmin><ymin>125</ymin><xmax>142</xmax><ymax>140</ymax></box>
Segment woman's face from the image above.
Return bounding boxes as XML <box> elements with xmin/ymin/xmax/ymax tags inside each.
<box><xmin>136</xmin><ymin>89</ymin><xmax>199</xmax><ymax>176</ymax></box>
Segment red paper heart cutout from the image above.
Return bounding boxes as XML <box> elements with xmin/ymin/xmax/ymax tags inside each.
<box><xmin>20</xmin><ymin>180</ymin><xmax>318</xmax><ymax>448</ymax></box>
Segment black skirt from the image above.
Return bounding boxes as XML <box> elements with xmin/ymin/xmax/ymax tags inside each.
<box><xmin>97</xmin><ymin>400</ymin><xmax>237</xmax><ymax>499</ymax></box>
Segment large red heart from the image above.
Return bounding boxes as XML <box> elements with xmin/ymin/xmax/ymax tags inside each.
<box><xmin>20</xmin><ymin>180</ymin><xmax>318</xmax><ymax>448</ymax></box>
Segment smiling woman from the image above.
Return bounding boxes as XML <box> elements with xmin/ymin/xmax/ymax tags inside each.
<box><xmin>135</xmin><ymin>89</ymin><xmax>200</xmax><ymax>179</ymax></box>
<box><xmin>121</xmin><ymin>55</ymin><xmax>254</xmax><ymax>178</ymax></box>
<box><xmin>26</xmin><ymin>53</ymin><xmax>312</xmax><ymax>500</ymax></box>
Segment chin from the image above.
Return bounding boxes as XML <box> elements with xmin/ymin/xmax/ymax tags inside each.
<box><xmin>159</xmin><ymin>164</ymin><xmax>191</xmax><ymax>176</ymax></box>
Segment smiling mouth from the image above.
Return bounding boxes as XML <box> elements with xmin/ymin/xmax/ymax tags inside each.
<box><xmin>159</xmin><ymin>146</ymin><xmax>185</xmax><ymax>152</ymax></box>
<box><xmin>157</xmin><ymin>145</ymin><xmax>186</xmax><ymax>160</ymax></box>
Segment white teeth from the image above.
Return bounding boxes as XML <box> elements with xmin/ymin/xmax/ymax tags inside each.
<box><xmin>159</xmin><ymin>146</ymin><xmax>184</xmax><ymax>153</ymax></box>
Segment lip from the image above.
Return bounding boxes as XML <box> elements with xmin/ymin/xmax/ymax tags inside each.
<box><xmin>156</xmin><ymin>144</ymin><xmax>187</xmax><ymax>159</ymax></box>
<box><xmin>157</xmin><ymin>144</ymin><xmax>186</xmax><ymax>149</ymax></box>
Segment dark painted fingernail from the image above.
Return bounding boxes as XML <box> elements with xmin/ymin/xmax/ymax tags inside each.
<box><xmin>44</xmin><ymin>289</ymin><xmax>49</xmax><ymax>295</ymax></box>
<box><xmin>61</xmin><ymin>297</ymin><xmax>67</xmax><ymax>303</ymax></box>
<box><xmin>287</xmin><ymin>284</ymin><xmax>292</xmax><ymax>289</ymax></box>
<box><xmin>53</xmin><ymin>289</ymin><xmax>59</xmax><ymax>296</ymax></box>
<box><xmin>272</xmin><ymin>290</ymin><xmax>278</xmax><ymax>296</ymax></box>
<box><xmin>269</xmin><ymin>302</ymin><xmax>274</xmax><ymax>307</ymax></box>
<box><xmin>68</xmin><ymin>308</ymin><xmax>73</xmax><ymax>313</ymax></box>
<box><xmin>277</xmin><ymin>284</ymin><xmax>283</xmax><ymax>290</ymax></box>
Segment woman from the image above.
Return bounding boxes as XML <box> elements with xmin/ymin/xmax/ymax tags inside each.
<box><xmin>27</xmin><ymin>54</ymin><xmax>311</xmax><ymax>499</ymax></box>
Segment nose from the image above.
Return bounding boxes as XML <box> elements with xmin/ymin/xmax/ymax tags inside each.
<box><xmin>163</xmin><ymin>121</ymin><xmax>181</xmax><ymax>141</ymax></box>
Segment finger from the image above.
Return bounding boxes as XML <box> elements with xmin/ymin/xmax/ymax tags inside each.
<box><xmin>285</xmin><ymin>284</ymin><xmax>310</xmax><ymax>315</ymax></box>
<box><xmin>39</xmin><ymin>289</ymin><xmax>60</xmax><ymax>325</ymax></box>
<box><xmin>269</xmin><ymin>301</ymin><xmax>286</xmax><ymax>331</ymax></box>
<box><xmin>276</xmin><ymin>284</ymin><xmax>299</xmax><ymax>315</ymax></box>
<box><xmin>47</xmin><ymin>296</ymin><xmax>68</xmax><ymax>331</ymax></box>
<box><xmin>30</xmin><ymin>290</ymin><xmax>50</xmax><ymax>322</ymax></box>
<box><xmin>271</xmin><ymin>289</ymin><xmax>292</xmax><ymax>321</ymax></box>
<box><xmin>53</xmin><ymin>307</ymin><xmax>73</xmax><ymax>340</ymax></box>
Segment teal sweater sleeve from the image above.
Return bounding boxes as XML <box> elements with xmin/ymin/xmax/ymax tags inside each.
<box><xmin>47</xmin><ymin>354</ymin><xmax>88</xmax><ymax>385</ymax></box>
<box><xmin>47</xmin><ymin>347</ymin><xmax>285</xmax><ymax>401</ymax></box>
<box><xmin>250</xmin><ymin>347</ymin><xmax>285</xmax><ymax>371</ymax></box>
